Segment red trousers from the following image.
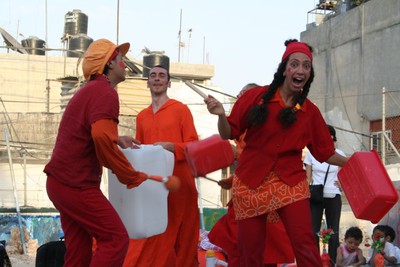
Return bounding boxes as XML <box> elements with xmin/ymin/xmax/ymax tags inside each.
<box><xmin>209</xmin><ymin>203</ymin><xmax>295</xmax><ymax>267</ymax></box>
<box><xmin>237</xmin><ymin>199</ymin><xmax>322</xmax><ymax>267</ymax></box>
<box><xmin>46</xmin><ymin>177</ymin><xmax>129</xmax><ymax>267</ymax></box>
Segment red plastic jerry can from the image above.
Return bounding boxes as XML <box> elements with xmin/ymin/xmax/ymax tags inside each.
<box><xmin>185</xmin><ymin>134</ymin><xmax>234</xmax><ymax>177</ymax></box>
<box><xmin>338</xmin><ymin>150</ymin><xmax>398</xmax><ymax>223</ymax></box>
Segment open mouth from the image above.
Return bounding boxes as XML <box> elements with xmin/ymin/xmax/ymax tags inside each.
<box><xmin>293</xmin><ymin>77</ymin><xmax>303</xmax><ymax>86</ymax></box>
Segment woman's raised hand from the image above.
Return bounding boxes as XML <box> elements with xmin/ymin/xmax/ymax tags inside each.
<box><xmin>204</xmin><ymin>95</ymin><xmax>225</xmax><ymax>116</ymax></box>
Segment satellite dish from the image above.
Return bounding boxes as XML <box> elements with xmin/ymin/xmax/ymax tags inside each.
<box><xmin>0</xmin><ymin>27</ymin><xmax>28</xmax><ymax>54</ymax></box>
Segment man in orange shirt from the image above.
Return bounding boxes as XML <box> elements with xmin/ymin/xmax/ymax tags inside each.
<box><xmin>123</xmin><ymin>65</ymin><xmax>199</xmax><ymax>267</ymax></box>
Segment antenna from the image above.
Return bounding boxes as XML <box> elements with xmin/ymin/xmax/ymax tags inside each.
<box><xmin>0</xmin><ymin>27</ymin><xmax>28</xmax><ymax>54</ymax></box>
<box><xmin>187</xmin><ymin>28</ymin><xmax>192</xmax><ymax>63</ymax></box>
<box><xmin>178</xmin><ymin>9</ymin><xmax>182</xmax><ymax>62</ymax></box>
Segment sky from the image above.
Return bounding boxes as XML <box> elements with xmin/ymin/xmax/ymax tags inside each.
<box><xmin>0</xmin><ymin>0</ymin><xmax>319</xmax><ymax>96</ymax></box>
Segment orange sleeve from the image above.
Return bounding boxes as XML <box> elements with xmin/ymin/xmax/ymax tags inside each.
<box><xmin>173</xmin><ymin>106</ymin><xmax>198</xmax><ymax>162</ymax></box>
<box><xmin>91</xmin><ymin>119</ymin><xmax>147</xmax><ymax>189</ymax></box>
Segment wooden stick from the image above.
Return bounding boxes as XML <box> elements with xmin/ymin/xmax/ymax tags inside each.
<box><xmin>200</xmin><ymin>176</ymin><xmax>219</xmax><ymax>183</ymax></box>
<box><xmin>184</xmin><ymin>81</ymin><xmax>208</xmax><ymax>98</ymax></box>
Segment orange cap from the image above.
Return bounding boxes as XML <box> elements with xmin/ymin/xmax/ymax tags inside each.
<box><xmin>82</xmin><ymin>38</ymin><xmax>130</xmax><ymax>80</ymax></box>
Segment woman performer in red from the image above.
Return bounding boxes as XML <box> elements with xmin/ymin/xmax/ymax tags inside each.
<box><xmin>204</xmin><ymin>39</ymin><xmax>348</xmax><ymax>267</ymax></box>
<box><xmin>208</xmin><ymin>83</ymin><xmax>295</xmax><ymax>267</ymax></box>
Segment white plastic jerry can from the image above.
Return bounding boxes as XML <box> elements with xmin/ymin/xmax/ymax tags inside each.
<box><xmin>108</xmin><ymin>145</ymin><xmax>174</xmax><ymax>239</ymax></box>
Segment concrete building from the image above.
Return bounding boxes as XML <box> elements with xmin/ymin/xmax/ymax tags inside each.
<box><xmin>302</xmin><ymin>0</ymin><xmax>400</xmax><ymax>251</ymax></box>
<box><xmin>302</xmin><ymin>0</ymin><xmax>400</xmax><ymax>164</ymax></box>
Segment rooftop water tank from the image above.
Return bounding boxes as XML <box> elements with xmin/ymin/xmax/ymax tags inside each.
<box><xmin>21</xmin><ymin>36</ymin><xmax>46</xmax><ymax>55</ymax></box>
<box><xmin>143</xmin><ymin>54</ymin><xmax>170</xmax><ymax>78</ymax></box>
<box><xmin>67</xmin><ymin>34</ymin><xmax>93</xmax><ymax>58</ymax></box>
<box><xmin>64</xmin><ymin>9</ymin><xmax>88</xmax><ymax>36</ymax></box>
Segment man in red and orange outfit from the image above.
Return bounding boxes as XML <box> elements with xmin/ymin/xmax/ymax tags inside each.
<box><xmin>44</xmin><ymin>39</ymin><xmax>150</xmax><ymax>266</ymax></box>
<box><xmin>123</xmin><ymin>65</ymin><xmax>199</xmax><ymax>267</ymax></box>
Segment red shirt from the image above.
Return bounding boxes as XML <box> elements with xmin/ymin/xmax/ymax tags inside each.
<box><xmin>228</xmin><ymin>86</ymin><xmax>335</xmax><ymax>189</ymax></box>
<box><xmin>44</xmin><ymin>75</ymin><xmax>120</xmax><ymax>188</ymax></box>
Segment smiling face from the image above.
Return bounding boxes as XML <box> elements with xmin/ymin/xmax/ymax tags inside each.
<box><xmin>282</xmin><ymin>52</ymin><xmax>312</xmax><ymax>94</ymax></box>
<box><xmin>147</xmin><ymin>66</ymin><xmax>171</xmax><ymax>96</ymax></box>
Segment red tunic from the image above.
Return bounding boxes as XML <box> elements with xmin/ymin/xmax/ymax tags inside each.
<box><xmin>44</xmin><ymin>75</ymin><xmax>146</xmax><ymax>266</ymax></box>
<box><xmin>124</xmin><ymin>99</ymin><xmax>200</xmax><ymax>267</ymax></box>
<box><xmin>44</xmin><ymin>75</ymin><xmax>146</xmax><ymax>188</ymax></box>
<box><xmin>209</xmin><ymin>132</ymin><xmax>295</xmax><ymax>266</ymax></box>
<box><xmin>228</xmin><ymin>86</ymin><xmax>335</xmax><ymax>189</ymax></box>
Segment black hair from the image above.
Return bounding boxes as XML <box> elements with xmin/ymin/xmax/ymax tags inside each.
<box><xmin>383</xmin><ymin>225</ymin><xmax>396</xmax><ymax>242</ymax></box>
<box><xmin>327</xmin><ymin>124</ymin><xmax>337</xmax><ymax>142</ymax></box>
<box><xmin>373</xmin><ymin>225</ymin><xmax>387</xmax><ymax>237</ymax></box>
<box><xmin>103</xmin><ymin>51</ymin><xmax>120</xmax><ymax>77</ymax></box>
<box><xmin>247</xmin><ymin>39</ymin><xmax>314</xmax><ymax>128</ymax></box>
<box><xmin>103</xmin><ymin>64</ymin><xmax>110</xmax><ymax>76</ymax></box>
<box><xmin>345</xmin><ymin>226</ymin><xmax>363</xmax><ymax>242</ymax></box>
<box><xmin>89</xmin><ymin>65</ymin><xmax>110</xmax><ymax>80</ymax></box>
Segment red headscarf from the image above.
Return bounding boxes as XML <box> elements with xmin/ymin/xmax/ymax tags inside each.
<box><xmin>281</xmin><ymin>41</ymin><xmax>313</xmax><ymax>62</ymax></box>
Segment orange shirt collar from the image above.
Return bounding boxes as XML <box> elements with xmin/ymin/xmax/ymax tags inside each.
<box><xmin>269</xmin><ymin>89</ymin><xmax>307</xmax><ymax>112</ymax></box>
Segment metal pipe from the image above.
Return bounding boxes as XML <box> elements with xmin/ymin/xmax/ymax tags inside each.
<box><xmin>196</xmin><ymin>178</ymin><xmax>205</xmax><ymax>230</ymax></box>
<box><xmin>382</xmin><ymin>87</ymin><xmax>386</xmax><ymax>163</ymax></box>
<box><xmin>4</xmin><ymin>128</ymin><xmax>26</xmax><ymax>254</ymax></box>
<box><xmin>116</xmin><ymin>0</ymin><xmax>120</xmax><ymax>44</ymax></box>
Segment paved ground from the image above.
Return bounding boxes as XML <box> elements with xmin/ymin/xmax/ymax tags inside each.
<box><xmin>8</xmin><ymin>254</ymin><xmax>35</xmax><ymax>267</ymax></box>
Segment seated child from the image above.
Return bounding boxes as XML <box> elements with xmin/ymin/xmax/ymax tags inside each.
<box><xmin>336</xmin><ymin>226</ymin><xmax>366</xmax><ymax>267</ymax></box>
<box><xmin>382</xmin><ymin>224</ymin><xmax>400</xmax><ymax>264</ymax></box>
<box><xmin>368</xmin><ymin>224</ymin><xmax>397</xmax><ymax>266</ymax></box>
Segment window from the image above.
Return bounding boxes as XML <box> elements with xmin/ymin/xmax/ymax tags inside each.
<box><xmin>371</xmin><ymin>130</ymin><xmax>392</xmax><ymax>153</ymax></box>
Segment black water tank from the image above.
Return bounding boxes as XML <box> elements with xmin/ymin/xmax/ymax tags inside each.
<box><xmin>64</xmin><ymin>9</ymin><xmax>88</xmax><ymax>36</ymax></box>
<box><xmin>67</xmin><ymin>34</ymin><xmax>93</xmax><ymax>58</ymax></box>
<box><xmin>21</xmin><ymin>36</ymin><xmax>46</xmax><ymax>55</ymax></box>
<box><xmin>60</xmin><ymin>80</ymin><xmax>78</xmax><ymax>96</ymax></box>
<box><xmin>143</xmin><ymin>54</ymin><xmax>170</xmax><ymax>78</ymax></box>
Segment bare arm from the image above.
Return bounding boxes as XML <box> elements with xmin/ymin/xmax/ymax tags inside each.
<box><xmin>335</xmin><ymin>246</ymin><xmax>344</xmax><ymax>267</ymax></box>
<box><xmin>217</xmin><ymin>114</ymin><xmax>231</xmax><ymax>139</ymax></box>
<box><xmin>154</xmin><ymin>141</ymin><xmax>175</xmax><ymax>153</ymax></box>
<box><xmin>326</xmin><ymin>151</ymin><xmax>348</xmax><ymax>167</ymax></box>
<box><xmin>204</xmin><ymin>95</ymin><xmax>231</xmax><ymax>139</ymax></box>
<box><xmin>118</xmin><ymin>136</ymin><xmax>141</xmax><ymax>148</ymax></box>
<box><xmin>354</xmin><ymin>249</ymin><xmax>367</xmax><ymax>267</ymax></box>
<box><xmin>381</xmin><ymin>250</ymin><xmax>397</xmax><ymax>265</ymax></box>
<box><xmin>305</xmin><ymin>164</ymin><xmax>313</xmax><ymax>184</ymax></box>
